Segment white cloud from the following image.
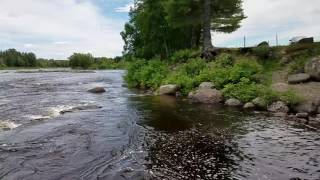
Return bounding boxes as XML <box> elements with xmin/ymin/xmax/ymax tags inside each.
<box><xmin>0</xmin><ymin>0</ymin><xmax>125</xmax><ymax>59</ymax></box>
<box><xmin>24</xmin><ymin>43</ymin><xmax>34</xmax><ymax>48</ymax></box>
<box><xmin>115</xmin><ymin>3</ymin><xmax>133</xmax><ymax>13</ymax></box>
<box><xmin>213</xmin><ymin>0</ymin><xmax>320</xmax><ymax>47</ymax></box>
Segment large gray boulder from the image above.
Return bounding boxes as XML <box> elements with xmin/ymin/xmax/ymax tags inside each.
<box><xmin>159</xmin><ymin>85</ymin><xmax>179</xmax><ymax>95</ymax></box>
<box><xmin>88</xmin><ymin>87</ymin><xmax>106</xmax><ymax>93</ymax></box>
<box><xmin>288</xmin><ymin>73</ymin><xmax>310</xmax><ymax>84</ymax></box>
<box><xmin>305</xmin><ymin>56</ymin><xmax>320</xmax><ymax>81</ymax></box>
<box><xmin>189</xmin><ymin>89</ymin><xmax>223</xmax><ymax>104</ymax></box>
<box><xmin>267</xmin><ymin>101</ymin><xmax>289</xmax><ymax>113</ymax></box>
<box><xmin>199</xmin><ymin>82</ymin><xmax>214</xmax><ymax>90</ymax></box>
<box><xmin>225</xmin><ymin>98</ymin><xmax>242</xmax><ymax>107</ymax></box>
<box><xmin>252</xmin><ymin>97</ymin><xmax>267</xmax><ymax>109</ymax></box>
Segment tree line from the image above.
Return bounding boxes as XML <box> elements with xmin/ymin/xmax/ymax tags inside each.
<box><xmin>0</xmin><ymin>49</ymin><xmax>68</xmax><ymax>68</ymax></box>
<box><xmin>121</xmin><ymin>0</ymin><xmax>246</xmax><ymax>59</ymax></box>
<box><xmin>0</xmin><ymin>49</ymin><xmax>124</xmax><ymax>69</ymax></box>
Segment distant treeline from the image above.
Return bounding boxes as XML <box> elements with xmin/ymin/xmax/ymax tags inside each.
<box><xmin>0</xmin><ymin>49</ymin><xmax>125</xmax><ymax>69</ymax></box>
<box><xmin>68</xmin><ymin>53</ymin><xmax>126</xmax><ymax>69</ymax></box>
<box><xmin>0</xmin><ymin>49</ymin><xmax>68</xmax><ymax>68</ymax></box>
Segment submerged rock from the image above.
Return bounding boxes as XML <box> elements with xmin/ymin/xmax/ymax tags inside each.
<box><xmin>305</xmin><ymin>56</ymin><xmax>320</xmax><ymax>81</ymax></box>
<box><xmin>267</xmin><ymin>101</ymin><xmax>289</xmax><ymax>113</ymax></box>
<box><xmin>296</xmin><ymin>113</ymin><xmax>309</xmax><ymax>119</ymax></box>
<box><xmin>225</xmin><ymin>98</ymin><xmax>242</xmax><ymax>107</ymax></box>
<box><xmin>88</xmin><ymin>87</ymin><xmax>106</xmax><ymax>93</ymax></box>
<box><xmin>288</xmin><ymin>73</ymin><xmax>310</xmax><ymax>84</ymax></box>
<box><xmin>159</xmin><ymin>85</ymin><xmax>179</xmax><ymax>95</ymax></box>
<box><xmin>60</xmin><ymin>105</ymin><xmax>102</xmax><ymax>114</ymax></box>
<box><xmin>189</xmin><ymin>89</ymin><xmax>223</xmax><ymax>104</ymax></box>
<box><xmin>199</xmin><ymin>82</ymin><xmax>214</xmax><ymax>90</ymax></box>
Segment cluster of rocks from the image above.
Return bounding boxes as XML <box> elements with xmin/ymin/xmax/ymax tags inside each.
<box><xmin>148</xmin><ymin>128</ymin><xmax>236</xmax><ymax>180</ymax></box>
<box><xmin>288</xmin><ymin>56</ymin><xmax>320</xmax><ymax>84</ymax></box>
<box><xmin>158</xmin><ymin>82</ymin><xmax>320</xmax><ymax>129</ymax></box>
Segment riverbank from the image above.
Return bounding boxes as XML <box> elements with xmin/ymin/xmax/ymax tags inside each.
<box><xmin>124</xmin><ymin>42</ymin><xmax>320</xmax><ymax>130</ymax></box>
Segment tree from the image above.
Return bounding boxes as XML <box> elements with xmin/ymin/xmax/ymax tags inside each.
<box><xmin>121</xmin><ymin>0</ymin><xmax>246</xmax><ymax>59</ymax></box>
<box><xmin>69</xmin><ymin>53</ymin><xmax>94</xmax><ymax>69</ymax></box>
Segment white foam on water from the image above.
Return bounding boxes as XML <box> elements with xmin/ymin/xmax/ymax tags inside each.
<box><xmin>0</xmin><ymin>120</ymin><xmax>21</xmax><ymax>130</ymax></box>
<box><xmin>24</xmin><ymin>115</ymin><xmax>51</xmax><ymax>120</ymax></box>
<box><xmin>48</xmin><ymin>105</ymin><xmax>76</xmax><ymax>117</ymax></box>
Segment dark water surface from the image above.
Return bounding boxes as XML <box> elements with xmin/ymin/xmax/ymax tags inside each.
<box><xmin>0</xmin><ymin>70</ymin><xmax>319</xmax><ymax>180</ymax></box>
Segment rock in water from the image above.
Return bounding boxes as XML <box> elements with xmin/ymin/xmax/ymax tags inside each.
<box><xmin>252</xmin><ymin>97</ymin><xmax>268</xmax><ymax>109</ymax></box>
<box><xmin>305</xmin><ymin>56</ymin><xmax>320</xmax><ymax>81</ymax></box>
<box><xmin>199</xmin><ymin>82</ymin><xmax>214</xmax><ymax>90</ymax></box>
<box><xmin>88</xmin><ymin>87</ymin><xmax>106</xmax><ymax>93</ymax></box>
<box><xmin>190</xmin><ymin>89</ymin><xmax>223</xmax><ymax>104</ymax></box>
<box><xmin>225</xmin><ymin>98</ymin><xmax>242</xmax><ymax>107</ymax></box>
<box><xmin>288</xmin><ymin>73</ymin><xmax>310</xmax><ymax>84</ymax></box>
<box><xmin>244</xmin><ymin>102</ymin><xmax>255</xmax><ymax>109</ymax></box>
<box><xmin>267</xmin><ymin>101</ymin><xmax>289</xmax><ymax>113</ymax></box>
<box><xmin>159</xmin><ymin>84</ymin><xmax>179</xmax><ymax>95</ymax></box>
<box><xmin>296</xmin><ymin>113</ymin><xmax>309</xmax><ymax>118</ymax></box>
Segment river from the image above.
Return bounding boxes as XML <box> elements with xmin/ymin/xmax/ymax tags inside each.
<box><xmin>0</xmin><ymin>70</ymin><xmax>319</xmax><ymax>180</ymax></box>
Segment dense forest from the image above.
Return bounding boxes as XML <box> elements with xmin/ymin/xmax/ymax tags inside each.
<box><xmin>121</xmin><ymin>0</ymin><xmax>245</xmax><ymax>59</ymax></box>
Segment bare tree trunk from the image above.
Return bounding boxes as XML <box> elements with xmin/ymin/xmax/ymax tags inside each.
<box><xmin>203</xmin><ymin>0</ymin><xmax>213</xmax><ymax>51</ymax></box>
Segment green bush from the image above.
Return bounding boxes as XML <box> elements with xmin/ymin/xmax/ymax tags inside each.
<box><xmin>223</xmin><ymin>78</ymin><xmax>259</xmax><ymax>102</ymax></box>
<box><xmin>165</xmin><ymin>58</ymin><xmax>206</xmax><ymax>94</ymax></box>
<box><xmin>214</xmin><ymin>53</ymin><xmax>235</xmax><ymax>68</ymax></box>
<box><xmin>170</xmin><ymin>49</ymin><xmax>201</xmax><ymax>63</ymax></box>
<box><xmin>69</xmin><ymin>53</ymin><xmax>94</xmax><ymax>69</ymax></box>
<box><xmin>288</xmin><ymin>56</ymin><xmax>308</xmax><ymax>74</ymax></box>
<box><xmin>125</xmin><ymin>59</ymin><xmax>169</xmax><ymax>89</ymax></box>
<box><xmin>198</xmin><ymin>67</ymin><xmax>231</xmax><ymax>89</ymax></box>
<box><xmin>91</xmin><ymin>58</ymin><xmax>127</xmax><ymax>69</ymax></box>
<box><xmin>229</xmin><ymin>59</ymin><xmax>263</xmax><ymax>83</ymax></box>
<box><xmin>252</xmin><ymin>45</ymin><xmax>271</xmax><ymax>59</ymax></box>
<box><xmin>279</xmin><ymin>90</ymin><xmax>303</xmax><ymax>107</ymax></box>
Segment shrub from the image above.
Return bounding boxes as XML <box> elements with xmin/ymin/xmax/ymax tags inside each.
<box><xmin>170</xmin><ymin>49</ymin><xmax>201</xmax><ymax>63</ymax></box>
<box><xmin>252</xmin><ymin>45</ymin><xmax>271</xmax><ymax>59</ymax></box>
<box><xmin>125</xmin><ymin>59</ymin><xmax>169</xmax><ymax>89</ymax></box>
<box><xmin>69</xmin><ymin>53</ymin><xmax>94</xmax><ymax>69</ymax></box>
<box><xmin>165</xmin><ymin>58</ymin><xmax>206</xmax><ymax>94</ymax></box>
<box><xmin>288</xmin><ymin>56</ymin><xmax>308</xmax><ymax>74</ymax></box>
<box><xmin>279</xmin><ymin>90</ymin><xmax>303</xmax><ymax>107</ymax></box>
<box><xmin>198</xmin><ymin>67</ymin><xmax>231</xmax><ymax>89</ymax></box>
<box><xmin>229</xmin><ymin>59</ymin><xmax>263</xmax><ymax>83</ymax></box>
<box><xmin>214</xmin><ymin>53</ymin><xmax>234</xmax><ymax>68</ymax></box>
<box><xmin>223</xmin><ymin>78</ymin><xmax>259</xmax><ymax>102</ymax></box>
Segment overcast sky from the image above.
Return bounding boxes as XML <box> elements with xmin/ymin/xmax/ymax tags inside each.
<box><xmin>0</xmin><ymin>0</ymin><xmax>319</xmax><ymax>59</ymax></box>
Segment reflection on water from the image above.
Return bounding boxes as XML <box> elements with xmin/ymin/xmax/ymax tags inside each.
<box><xmin>0</xmin><ymin>70</ymin><xmax>319</xmax><ymax>180</ymax></box>
<box><xmin>131</xmin><ymin>95</ymin><xmax>320</xmax><ymax>180</ymax></box>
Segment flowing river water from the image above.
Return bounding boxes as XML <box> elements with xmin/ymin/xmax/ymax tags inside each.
<box><xmin>0</xmin><ymin>70</ymin><xmax>319</xmax><ymax>180</ymax></box>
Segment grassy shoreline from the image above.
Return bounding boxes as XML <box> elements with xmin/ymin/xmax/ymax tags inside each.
<box><xmin>124</xmin><ymin>43</ymin><xmax>320</xmax><ymax>108</ymax></box>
